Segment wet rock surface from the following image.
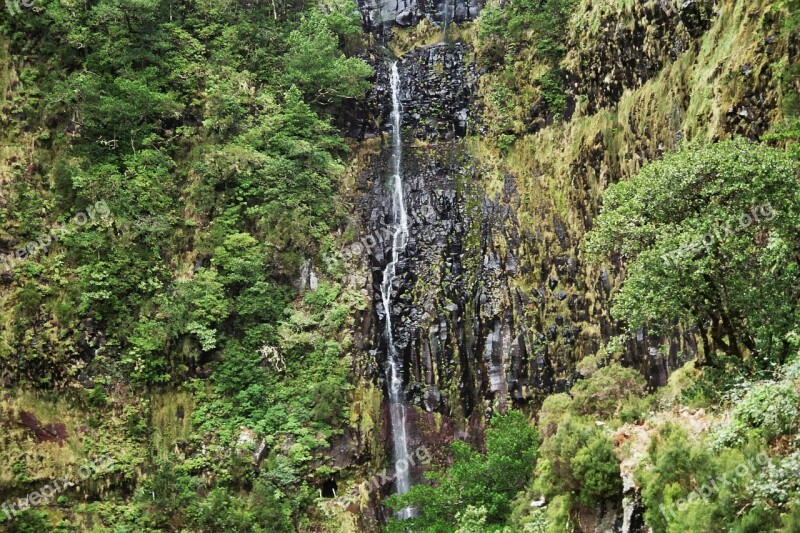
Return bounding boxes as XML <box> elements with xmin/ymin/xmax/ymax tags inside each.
<box><xmin>353</xmin><ymin>35</ymin><xmax>688</xmax><ymax>427</ymax></box>
<box><xmin>345</xmin><ymin>42</ymin><xmax>478</xmax><ymax>141</ymax></box>
<box><xmin>356</xmin><ymin>0</ymin><xmax>482</xmax><ymax>34</ymax></box>
<box><xmin>391</xmin><ymin>43</ymin><xmax>478</xmax><ymax>140</ymax></box>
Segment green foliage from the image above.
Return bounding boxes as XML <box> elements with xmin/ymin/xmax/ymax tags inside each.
<box><xmin>454</xmin><ymin>505</ymin><xmax>489</xmax><ymax>532</ymax></box>
<box><xmin>715</xmin><ymin>381</ymin><xmax>799</xmax><ymax>447</ymax></box>
<box><xmin>571</xmin><ymin>431</ymin><xmax>623</xmax><ymax>507</ymax></box>
<box><xmin>135</xmin><ymin>459</ymin><xmax>202</xmax><ymax>529</ymax></box>
<box><xmin>476</xmin><ymin>0</ymin><xmax>577</xmax><ymax>137</ymax></box>
<box><xmin>0</xmin><ymin>0</ymin><xmax>367</xmax><ymax>388</ymax></box>
<box><xmin>282</xmin><ymin>6</ymin><xmax>373</xmax><ymax>106</ymax></box>
<box><xmin>510</xmin><ymin>363</ymin><xmax>655</xmax><ymax>526</ymax></box>
<box><xmin>538</xmin><ymin>416</ymin><xmax>622</xmax><ymax>509</ymax></box>
<box><xmin>386</xmin><ymin>410</ymin><xmax>540</xmax><ymax>532</ymax></box>
<box><xmin>0</xmin><ymin>0</ymin><xmax>371</xmax><ymax>528</ymax></box>
<box><xmin>478</xmin><ymin>0</ymin><xmax>577</xmax><ymax>65</ymax></box>
<box><xmin>538</xmin><ymin>70</ymin><xmax>568</xmax><ymax>118</ymax></box>
<box><xmin>634</xmin><ymin>422</ymin><xmax>786</xmax><ymax>533</ymax></box>
<box><xmin>536</xmin><ymin>393</ymin><xmax>573</xmax><ymax>438</ymax></box>
<box><xmin>570</xmin><ymin>363</ymin><xmax>647</xmax><ymax>419</ymax></box>
<box><xmin>781</xmin><ymin>503</ymin><xmax>800</xmax><ymax>532</ymax></box>
<box><xmin>585</xmin><ymin>140</ymin><xmax>800</xmax><ymax>367</ymax></box>
<box><xmin>752</xmin><ymin>449</ymin><xmax>800</xmax><ymax>507</ymax></box>
<box><xmin>2</xmin><ymin>509</ymin><xmax>51</xmax><ymax>532</ymax></box>
<box><xmin>637</xmin><ymin>423</ymin><xmax>715</xmax><ymax>533</ymax></box>
<box><xmin>731</xmin><ymin>505</ymin><xmax>781</xmax><ymax>533</ymax></box>
<box><xmin>765</xmin><ymin>119</ymin><xmax>800</xmax><ymax>160</ymax></box>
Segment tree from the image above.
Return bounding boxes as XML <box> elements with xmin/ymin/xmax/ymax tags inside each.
<box><xmin>281</xmin><ymin>7</ymin><xmax>372</xmax><ymax>107</ymax></box>
<box><xmin>585</xmin><ymin>139</ymin><xmax>800</xmax><ymax>366</ymax></box>
<box><xmin>387</xmin><ymin>410</ymin><xmax>540</xmax><ymax>531</ymax></box>
<box><xmin>538</xmin><ymin>415</ymin><xmax>622</xmax><ymax>509</ymax></box>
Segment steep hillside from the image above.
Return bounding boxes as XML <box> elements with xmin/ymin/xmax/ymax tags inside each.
<box><xmin>0</xmin><ymin>0</ymin><xmax>799</xmax><ymax>532</ymax></box>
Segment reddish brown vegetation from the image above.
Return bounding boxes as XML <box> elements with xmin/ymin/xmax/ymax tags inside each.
<box><xmin>19</xmin><ymin>410</ymin><xmax>67</xmax><ymax>445</ymax></box>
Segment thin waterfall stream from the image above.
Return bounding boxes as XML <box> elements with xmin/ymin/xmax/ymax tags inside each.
<box><xmin>381</xmin><ymin>61</ymin><xmax>414</xmax><ymax>518</ymax></box>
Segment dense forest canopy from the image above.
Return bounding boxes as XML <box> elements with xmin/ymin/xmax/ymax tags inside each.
<box><xmin>0</xmin><ymin>0</ymin><xmax>799</xmax><ymax>531</ymax></box>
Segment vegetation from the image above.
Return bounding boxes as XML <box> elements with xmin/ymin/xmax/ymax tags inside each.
<box><xmin>476</xmin><ymin>0</ymin><xmax>577</xmax><ymax>137</ymax></box>
<box><xmin>385</xmin><ymin>411</ymin><xmax>540</xmax><ymax>532</ymax></box>
<box><xmin>1</xmin><ymin>0</ymin><xmax>370</xmax><ymax>528</ymax></box>
<box><xmin>585</xmin><ymin>140</ymin><xmax>800</xmax><ymax>367</ymax></box>
<box><xmin>0</xmin><ymin>0</ymin><xmax>799</xmax><ymax>531</ymax></box>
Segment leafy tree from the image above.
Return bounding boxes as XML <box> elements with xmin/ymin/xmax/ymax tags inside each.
<box><xmin>585</xmin><ymin>140</ymin><xmax>800</xmax><ymax>367</ymax></box>
<box><xmin>538</xmin><ymin>415</ymin><xmax>622</xmax><ymax>509</ymax></box>
<box><xmin>281</xmin><ymin>6</ymin><xmax>372</xmax><ymax>106</ymax></box>
<box><xmin>387</xmin><ymin>410</ymin><xmax>539</xmax><ymax>532</ymax></box>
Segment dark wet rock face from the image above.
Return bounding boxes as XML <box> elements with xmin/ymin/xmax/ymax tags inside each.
<box><xmin>358</xmin><ymin>92</ymin><xmax>557</xmax><ymax>424</ymax></box>
<box><xmin>354</xmin><ymin>32</ymin><xmax>689</xmax><ymax>430</ymax></box>
<box><xmin>351</xmin><ymin>43</ymin><xmax>478</xmax><ymax>142</ymax></box>
<box><xmin>391</xmin><ymin>43</ymin><xmax>477</xmax><ymax>140</ymax></box>
<box><xmin>357</xmin><ymin>43</ymin><xmax>524</xmax><ymax>422</ymax></box>
<box><xmin>357</xmin><ymin>0</ymin><xmax>482</xmax><ymax>34</ymax></box>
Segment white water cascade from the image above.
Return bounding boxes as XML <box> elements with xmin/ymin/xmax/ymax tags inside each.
<box><xmin>381</xmin><ymin>61</ymin><xmax>414</xmax><ymax>518</ymax></box>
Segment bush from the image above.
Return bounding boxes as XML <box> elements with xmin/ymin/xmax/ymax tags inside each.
<box><xmin>571</xmin><ymin>363</ymin><xmax>647</xmax><ymax>419</ymax></box>
<box><xmin>571</xmin><ymin>431</ymin><xmax>624</xmax><ymax>507</ymax></box>
<box><xmin>716</xmin><ymin>381</ymin><xmax>799</xmax><ymax>447</ymax></box>
<box><xmin>539</xmin><ymin>416</ymin><xmax>622</xmax><ymax>509</ymax></box>
<box><xmin>638</xmin><ymin>424</ymin><xmax>714</xmax><ymax>532</ymax></box>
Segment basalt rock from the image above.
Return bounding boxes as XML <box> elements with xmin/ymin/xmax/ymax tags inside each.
<box><xmin>340</xmin><ymin>41</ymin><xmax>477</xmax><ymax>141</ymax></box>
<box><xmin>357</xmin><ymin>0</ymin><xmax>483</xmax><ymax>35</ymax></box>
<box><xmin>359</xmin><ymin>141</ymin><xmax>553</xmax><ymax>420</ymax></box>
<box><xmin>565</xmin><ymin>0</ymin><xmax>716</xmax><ymax>114</ymax></box>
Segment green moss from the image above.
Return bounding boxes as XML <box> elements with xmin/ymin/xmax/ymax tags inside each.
<box><xmin>151</xmin><ymin>388</ymin><xmax>194</xmax><ymax>460</ymax></box>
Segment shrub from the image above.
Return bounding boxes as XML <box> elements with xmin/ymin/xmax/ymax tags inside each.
<box><xmin>716</xmin><ymin>381</ymin><xmax>799</xmax><ymax>447</ymax></box>
<box><xmin>539</xmin><ymin>416</ymin><xmax>622</xmax><ymax>509</ymax></box>
<box><xmin>570</xmin><ymin>363</ymin><xmax>647</xmax><ymax>419</ymax></box>
<box><xmin>571</xmin><ymin>432</ymin><xmax>624</xmax><ymax>507</ymax></box>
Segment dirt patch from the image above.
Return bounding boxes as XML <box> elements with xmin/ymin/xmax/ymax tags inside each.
<box><xmin>613</xmin><ymin>407</ymin><xmax>722</xmax><ymax>491</ymax></box>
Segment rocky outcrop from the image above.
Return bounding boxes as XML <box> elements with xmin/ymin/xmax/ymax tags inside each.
<box><xmin>392</xmin><ymin>43</ymin><xmax>477</xmax><ymax>140</ymax></box>
<box><xmin>565</xmin><ymin>0</ymin><xmax>715</xmax><ymax>114</ymax></box>
<box><xmin>351</xmin><ymin>9</ymin><xmax>696</xmax><ymax>428</ymax></box>
<box><xmin>357</xmin><ymin>0</ymin><xmax>482</xmax><ymax>34</ymax></box>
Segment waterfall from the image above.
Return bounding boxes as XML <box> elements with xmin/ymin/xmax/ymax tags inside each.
<box><xmin>622</xmin><ymin>495</ymin><xmax>635</xmax><ymax>533</ymax></box>
<box><xmin>382</xmin><ymin>61</ymin><xmax>414</xmax><ymax>518</ymax></box>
